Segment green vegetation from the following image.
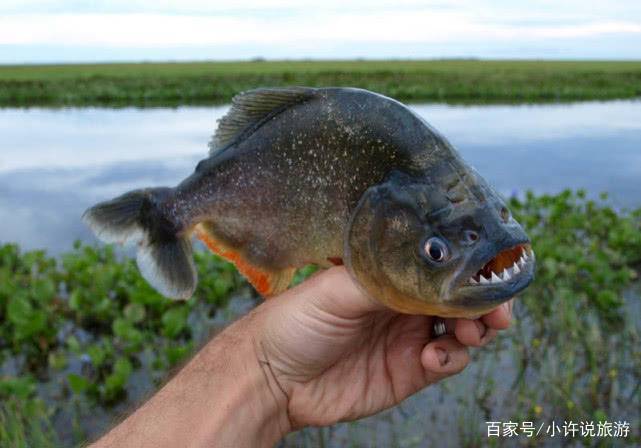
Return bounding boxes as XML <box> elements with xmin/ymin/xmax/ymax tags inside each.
<box><xmin>1</xmin><ymin>60</ymin><xmax>641</xmax><ymax>107</ymax></box>
<box><xmin>0</xmin><ymin>381</ymin><xmax>58</xmax><ymax>448</ymax></box>
<box><xmin>1</xmin><ymin>190</ymin><xmax>640</xmax><ymax>446</ymax></box>
<box><xmin>0</xmin><ymin>241</ymin><xmax>245</xmax><ymax>404</ymax></box>
<box><xmin>1</xmin><ymin>242</ymin><xmax>248</xmax><ymax>446</ymax></box>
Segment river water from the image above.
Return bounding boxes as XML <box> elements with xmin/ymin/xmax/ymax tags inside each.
<box><xmin>1</xmin><ymin>100</ymin><xmax>640</xmax><ymax>253</ymax></box>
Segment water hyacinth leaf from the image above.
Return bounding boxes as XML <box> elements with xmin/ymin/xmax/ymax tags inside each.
<box><xmin>67</xmin><ymin>374</ymin><xmax>90</xmax><ymax>395</ymax></box>
<box><xmin>161</xmin><ymin>306</ymin><xmax>189</xmax><ymax>338</ymax></box>
<box><xmin>7</xmin><ymin>295</ymin><xmax>32</xmax><ymax>326</ymax></box>
<box><xmin>68</xmin><ymin>290</ymin><xmax>82</xmax><ymax>311</ymax></box>
<box><xmin>7</xmin><ymin>295</ymin><xmax>47</xmax><ymax>340</ymax></box>
<box><xmin>0</xmin><ymin>377</ymin><xmax>36</xmax><ymax>400</ymax></box>
<box><xmin>123</xmin><ymin>303</ymin><xmax>145</xmax><ymax>323</ymax></box>
<box><xmin>30</xmin><ymin>278</ymin><xmax>56</xmax><ymax>304</ymax></box>
<box><xmin>112</xmin><ymin>318</ymin><xmax>144</xmax><ymax>347</ymax></box>
<box><xmin>47</xmin><ymin>351</ymin><xmax>68</xmax><ymax>370</ymax></box>
<box><xmin>102</xmin><ymin>358</ymin><xmax>133</xmax><ymax>401</ymax></box>
<box><xmin>164</xmin><ymin>343</ymin><xmax>193</xmax><ymax>367</ymax></box>
<box><xmin>113</xmin><ymin>357</ymin><xmax>133</xmax><ymax>378</ymax></box>
<box><xmin>86</xmin><ymin>344</ymin><xmax>107</xmax><ymax>368</ymax></box>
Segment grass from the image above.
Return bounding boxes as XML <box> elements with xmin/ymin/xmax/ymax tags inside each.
<box><xmin>1</xmin><ymin>190</ymin><xmax>640</xmax><ymax>446</ymax></box>
<box><xmin>1</xmin><ymin>59</ymin><xmax>641</xmax><ymax>107</ymax></box>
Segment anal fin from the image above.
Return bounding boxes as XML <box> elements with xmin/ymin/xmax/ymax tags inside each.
<box><xmin>194</xmin><ymin>223</ymin><xmax>295</xmax><ymax>297</ymax></box>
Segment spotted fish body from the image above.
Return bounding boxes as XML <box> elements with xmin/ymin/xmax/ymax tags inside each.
<box><xmin>84</xmin><ymin>87</ymin><xmax>535</xmax><ymax>318</ymax></box>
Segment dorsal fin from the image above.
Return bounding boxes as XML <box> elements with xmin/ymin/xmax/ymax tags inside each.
<box><xmin>209</xmin><ymin>87</ymin><xmax>318</xmax><ymax>155</ymax></box>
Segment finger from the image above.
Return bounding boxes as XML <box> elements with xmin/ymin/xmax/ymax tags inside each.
<box><xmin>481</xmin><ymin>299</ymin><xmax>514</xmax><ymax>330</ymax></box>
<box><xmin>442</xmin><ymin>318</ymin><xmax>457</xmax><ymax>335</ymax></box>
<box><xmin>480</xmin><ymin>328</ymin><xmax>498</xmax><ymax>345</ymax></box>
<box><xmin>454</xmin><ymin>318</ymin><xmax>488</xmax><ymax>347</ymax></box>
<box><xmin>421</xmin><ymin>335</ymin><xmax>470</xmax><ymax>383</ymax></box>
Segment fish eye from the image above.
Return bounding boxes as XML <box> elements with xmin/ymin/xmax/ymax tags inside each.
<box><xmin>462</xmin><ymin>229</ymin><xmax>479</xmax><ymax>245</ymax></box>
<box><xmin>424</xmin><ymin>237</ymin><xmax>449</xmax><ymax>263</ymax></box>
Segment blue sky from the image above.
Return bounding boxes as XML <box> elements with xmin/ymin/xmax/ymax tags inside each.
<box><xmin>1</xmin><ymin>0</ymin><xmax>640</xmax><ymax>63</ymax></box>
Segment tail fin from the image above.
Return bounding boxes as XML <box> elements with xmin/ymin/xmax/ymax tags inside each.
<box><xmin>82</xmin><ymin>188</ymin><xmax>197</xmax><ymax>300</ymax></box>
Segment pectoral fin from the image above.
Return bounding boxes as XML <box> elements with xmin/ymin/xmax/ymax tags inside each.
<box><xmin>194</xmin><ymin>223</ymin><xmax>295</xmax><ymax>297</ymax></box>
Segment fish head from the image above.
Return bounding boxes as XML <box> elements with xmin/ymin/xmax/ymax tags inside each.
<box><xmin>345</xmin><ymin>170</ymin><xmax>535</xmax><ymax>318</ymax></box>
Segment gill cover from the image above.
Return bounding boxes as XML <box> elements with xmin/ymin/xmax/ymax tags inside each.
<box><xmin>345</xmin><ymin>180</ymin><xmax>454</xmax><ymax>315</ymax></box>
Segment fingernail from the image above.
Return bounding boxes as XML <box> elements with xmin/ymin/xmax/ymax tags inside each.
<box><xmin>435</xmin><ymin>348</ymin><xmax>449</xmax><ymax>366</ymax></box>
<box><xmin>475</xmin><ymin>320</ymin><xmax>487</xmax><ymax>339</ymax></box>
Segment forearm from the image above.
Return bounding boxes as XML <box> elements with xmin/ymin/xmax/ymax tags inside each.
<box><xmin>92</xmin><ymin>310</ymin><xmax>290</xmax><ymax>448</ymax></box>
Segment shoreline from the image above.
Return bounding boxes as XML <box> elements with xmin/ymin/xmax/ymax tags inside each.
<box><xmin>1</xmin><ymin>59</ymin><xmax>640</xmax><ymax>107</ymax></box>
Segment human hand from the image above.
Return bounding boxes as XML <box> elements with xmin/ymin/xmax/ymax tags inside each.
<box><xmin>92</xmin><ymin>265</ymin><xmax>513</xmax><ymax>448</ymax></box>
<box><xmin>253</xmin><ymin>266</ymin><xmax>513</xmax><ymax>430</ymax></box>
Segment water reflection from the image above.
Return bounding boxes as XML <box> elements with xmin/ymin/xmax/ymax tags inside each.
<box><xmin>1</xmin><ymin>101</ymin><xmax>640</xmax><ymax>252</ymax></box>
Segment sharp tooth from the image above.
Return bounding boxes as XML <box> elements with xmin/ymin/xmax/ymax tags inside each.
<box><xmin>518</xmin><ymin>256</ymin><xmax>526</xmax><ymax>267</ymax></box>
<box><xmin>469</xmin><ymin>277</ymin><xmax>478</xmax><ymax>285</ymax></box>
<box><xmin>523</xmin><ymin>251</ymin><xmax>529</xmax><ymax>261</ymax></box>
<box><xmin>512</xmin><ymin>262</ymin><xmax>520</xmax><ymax>275</ymax></box>
<box><xmin>502</xmin><ymin>269</ymin><xmax>511</xmax><ymax>281</ymax></box>
<box><xmin>491</xmin><ymin>272</ymin><xmax>502</xmax><ymax>283</ymax></box>
<box><xmin>479</xmin><ymin>275</ymin><xmax>490</xmax><ymax>284</ymax></box>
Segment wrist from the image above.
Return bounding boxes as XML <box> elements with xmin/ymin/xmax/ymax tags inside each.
<box><xmin>202</xmin><ymin>308</ymin><xmax>292</xmax><ymax>446</ymax></box>
<box><xmin>250</xmin><ymin>327</ymin><xmax>293</xmax><ymax>441</ymax></box>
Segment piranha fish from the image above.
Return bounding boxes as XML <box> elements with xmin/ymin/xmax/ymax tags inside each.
<box><xmin>83</xmin><ymin>87</ymin><xmax>535</xmax><ymax>318</ymax></box>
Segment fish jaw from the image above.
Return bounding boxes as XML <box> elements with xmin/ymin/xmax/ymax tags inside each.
<box><xmin>448</xmin><ymin>243</ymin><xmax>535</xmax><ymax>311</ymax></box>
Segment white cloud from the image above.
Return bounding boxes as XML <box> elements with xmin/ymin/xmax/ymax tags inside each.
<box><xmin>1</xmin><ymin>12</ymin><xmax>639</xmax><ymax>47</ymax></box>
<box><xmin>0</xmin><ymin>1</ymin><xmax>640</xmax><ymax>61</ymax></box>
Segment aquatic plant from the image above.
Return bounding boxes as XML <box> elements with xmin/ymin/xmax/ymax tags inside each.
<box><xmin>0</xmin><ymin>190</ymin><xmax>639</xmax><ymax>446</ymax></box>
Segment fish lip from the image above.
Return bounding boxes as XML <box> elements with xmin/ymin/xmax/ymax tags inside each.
<box><xmin>451</xmin><ymin>238</ymin><xmax>535</xmax><ymax>306</ymax></box>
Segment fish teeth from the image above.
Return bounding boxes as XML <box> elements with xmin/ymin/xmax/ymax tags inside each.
<box><xmin>518</xmin><ymin>256</ymin><xmax>526</xmax><ymax>267</ymax></box>
<box><xmin>479</xmin><ymin>275</ymin><xmax>490</xmax><ymax>284</ymax></box>
<box><xmin>469</xmin><ymin>277</ymin><xmax>478</xmax><ymax>285</ymax></box>
<box><xmin>501</xmin><ymin>269</ymin><xmax>511</xmax><ymax>281</ymax></box>
<box><xmin>512</xmin><ymin>261</ymin><xmax>520</xmax><ymax>275</ymax></box>
<box><xmin>490</xmin><ymin>272</ymin><xmax>502</xmax><ymax>283</ymax></box>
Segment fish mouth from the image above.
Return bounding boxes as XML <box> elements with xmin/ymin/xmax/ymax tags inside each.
<box><xmin>453</xmin><ymin>243</ymin><xmax>535</xmax><ymax>307</ymax></box>
<box><xmin>469</xmin><ymin>243</ymin><xmax>534</xmax><ymax>285</ymax></box>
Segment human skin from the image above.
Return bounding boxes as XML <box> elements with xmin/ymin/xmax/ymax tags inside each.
<box><xmin>92</xmin><ymin>267</ymin><xmax>513</xmax><ymax>447</ymax></box>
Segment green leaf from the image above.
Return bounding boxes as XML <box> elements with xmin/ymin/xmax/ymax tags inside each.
<box><xmin>48</xmin><ymin>351</ymin><xmax>68</xmax><ymax>370</ymax></box>
<box><xmin>7</xmin><ymin>294</ymin><xmax>33</xmax><ymax>326</ymax></box>
<box><xmin>164</xmin><ymin>343</ymin><xmax>193</xmax><ymax>367</ymax></box>
<box><xmin>112</xmin><ymin>318</ymin><xmax>144</xmax><ymax>352</ymax></box>
<box><xmin>0</xmin><ymin>376</ymin><xmax>36</xmax><ymax>400</ymax></box>
<box><xmin>68</xmin><ymin>289</ymin><xmax>82</xmax><ymax>311</ymax></box>
<box><xmin>7</xmin><ymin>295</ymin><xmax>47</xmax><ymax>340</ymax></box>
<box><xmin>123</xmin><ymin>303</ymin><xmax>145</xmax><ymax>323</ymax></box>
<box><xmin>31</xmin><ymin>278</ymin><xmax>56</xmax><ymax>303</ymax></box>
<box><xmin>113</xmin><ymin>357</ymin><xmax>133</xmax><ymax>378</ymax></box>
<box><xmin>103</xmin><ymin>357</ymin><xmax>133</xmax><ymax>401</ymax></box>
<box><xmin>67</xmin><ymin>374</ymin><xmax>90</xmax><ymax>394</ymax></box>
<box><xmin>161</xmin><ymin>306</ymin><xmax>189</xmax><ymax>338</ymax></box>
<box><xmin>66</xmin><ymin>335</ymin><xmax>81</xmax><ymax>353</ymax></box>
<box><xmin>86</xmin><ymin>344</ymin><xmax>107</xmax><ymax>368</ymax></box>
